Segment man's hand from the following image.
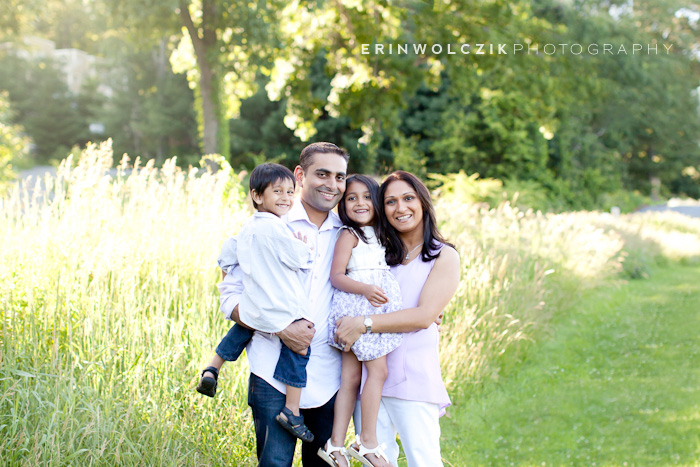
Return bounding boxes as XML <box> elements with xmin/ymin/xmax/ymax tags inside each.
<box><xmin>230</xmin><ymin>305</ymin><xmax>253</xmax><ymax>329</ymax></box>
<box><xmin>278</xmin><ymin>319</ymin><xmax>315</xmax><ymax>355</ymax></box>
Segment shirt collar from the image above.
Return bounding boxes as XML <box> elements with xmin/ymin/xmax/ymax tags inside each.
<box><xmin>286</xmin><ymin>198</ymin><xmax>343</xmax><ymax>232</ymax></box>
<box><xmin>253</xmin><ymin>211</ymin><xmax>281</xmax><ymax>220</ymax></box>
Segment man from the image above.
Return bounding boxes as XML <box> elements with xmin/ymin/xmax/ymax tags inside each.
<box><xmin>218</xmin><ymin>142</ymin><xmax>349</xmax><ymax>466</ymax></box>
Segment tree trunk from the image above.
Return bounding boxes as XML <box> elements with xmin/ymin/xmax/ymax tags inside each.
<box><xmin>198</xmin><ymin>62</ymin><xmax>219</xmax><ymax>156</ymax></box>
<box><xmin>178</xmin><ymin>0</ymin><xmax>220</xmax><ymax>158</ymax></box>
<box><xmin>155</xmin><ymin>37</ymin><xmax>168</xmax><ymax>165</ymax></box>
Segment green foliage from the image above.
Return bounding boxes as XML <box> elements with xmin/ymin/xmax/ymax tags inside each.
<box><xmin>0</xmin><ymin>92</ymin><xmax>29</xmax><ymax>184</ymax></box>
<box><xmin>4</xmin><ymin>0</ymin><xmax>700</xmax><ymax>208</ymax></box>
<box><xmin>431</xmin><ymin>171</ymin><xmax>506</xmax><ymax>206</ymax></box>
<box><xmin>99</xmin><ymin>38</ymin><xmax>199</xmax><ymax>164</ymax></box>
<box><xmin>228</xmin><ymin>87</ymin><xmax>304</xmax><ymax>170</ymax></box>
<box><xmin>597</xmin><ymin>189</ymin><xmax>652</xmax><ymax>214</ymax></box>
<box><xmin>0</xmin><ymin>53</ymin><xmax>91</xmax><ymax>163</ymax></box>
<box><xmin>270</xmin><ymin>0</ymin><xmax>700</xmax><ymax>203</ymax></box>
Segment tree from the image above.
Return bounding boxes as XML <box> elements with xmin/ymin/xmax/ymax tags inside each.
<box><xmin>104</xmin><ymin>0</ymin><xmax>282</xmax><ymax>160</ymax></box>
<box><xmin>0</xmin><ymin>53</ymin><xmax>88</xmax><ymax>162</ymax></box>
<box><xmin>0</xmin><ymin>92</ymin><xmax>29</xmax><ymax>183</ymax></box>
<box><xmin>99</xmin><ymin>37</ymin><xmax>198</xmax><ymax>163</ymax></box>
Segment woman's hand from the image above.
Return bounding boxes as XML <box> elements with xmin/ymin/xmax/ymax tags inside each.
<box><xmin>435</xmin><ymin>311</ymin><xmax>444</xmax><ymax>332</ymax></box>
<box><xmin>363</xmin><ymin>284</ymin><xmax>388</xmax><ymax>307</ymax></box>
<box><xmin>334</xmin><ymin>316</ymin><xmax>365</xmax><ymax>351</ymax></box>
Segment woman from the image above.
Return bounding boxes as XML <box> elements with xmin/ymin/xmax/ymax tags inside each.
<box><xmin>335</xmin><ymin>171</ymin><xmax>460</xmax><ymax>467</ymax></box>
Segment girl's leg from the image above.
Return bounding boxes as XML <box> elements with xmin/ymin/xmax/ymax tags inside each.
<box><xmin>358</xmin><ymin>356</ymin><xmax>392</xmax><ymax>467</ymax></box>
<box><xmin>319</xmin><ymin>352</ymin><xmax>361</xmax><ymax>467</ymax></box>
<box><xmin>331</xmin><ymin>352</ymin><xmax>362</xmax><ymax>447</ymax></box>
<box><xmin>354</xmin><ymin>399</ymin><xmax>399</xmax><ymax>467</ymax></box>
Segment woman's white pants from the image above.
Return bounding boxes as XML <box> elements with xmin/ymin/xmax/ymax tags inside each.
<box><xmin>354</xmin><ymin>397</ymin><xmax>444</xmax><ymax>467</ymax></box>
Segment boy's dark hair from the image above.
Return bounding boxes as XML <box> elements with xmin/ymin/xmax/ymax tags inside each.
<box><xmin>299</xmin><ymin>142</ymin><xmax>350</xmax><ymax>173</ymax></box>
<box><xmin>249</xmin><ymin>163</ymin><xmax>295</xmax><ymax>210</ymax></box>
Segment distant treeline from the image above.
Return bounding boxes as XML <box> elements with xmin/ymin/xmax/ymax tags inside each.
<box><xmin>1</xmin><ymin>0</ymin><xmax>699</xmax><ymax>208</ymax></box>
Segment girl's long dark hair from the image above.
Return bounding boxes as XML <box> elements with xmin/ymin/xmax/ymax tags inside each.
<box><xmin>379</xmin><ymin>171</ymin><xmax>452</xmax><ymax>266</ymax></box>
<box><xmin>338</xmin><ymin>174</ymin><xmax>382</xmax><ymax>244</ymax></box>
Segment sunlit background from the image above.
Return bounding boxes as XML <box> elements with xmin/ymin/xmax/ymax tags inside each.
<box><xmin>1</xmin><ymin>1</ymin><xmax>700</xmax><ymax>466</ymax></box>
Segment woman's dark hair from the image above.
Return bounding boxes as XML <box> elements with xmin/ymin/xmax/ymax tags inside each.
<box><xmin>338</xmin><ymin>174</ymin><xmax>381</xmax><ymax>244</ymax></box>
<box><xmin>379</xmin><ymin>171</ymin><xmax>452</xmax><ymax>266</ymax></box>
<box><xmin>249</xmin><ymin>162</ymin><xmax>295</xmax><ymax>210</ymax></box>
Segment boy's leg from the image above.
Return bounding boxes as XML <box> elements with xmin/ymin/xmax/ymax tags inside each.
<box><xmin>274</xmin><ymin>345</ymin><xmax>314</xmax><ymax>441</ymax></box>
<box><xmin>248</xmin><ymin>373</ymin><xmax>297</xmax><ymax>467</ymax></box>
<box><xmin>273</xmin><ymin>344</ymin><xmax>310</xmax><ymax>400</ymax></box>
<box><xmin>202</xmin><ymin>354</ymin><xmax>225</xmax><ymax>378</ymax></box>
<box><xmin>198</xmin><ymin>324</ymin><xmax>254</xmax><ymax>397</ymax></box>
<box><xmin>215</xmin><ymin>323</ymin><xmax>255</xmax><ymax>362</ymax></box>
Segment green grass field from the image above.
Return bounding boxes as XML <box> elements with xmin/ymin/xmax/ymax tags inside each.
<box><xmin>2</xmin><ymin>143</ymin><xmax>700</xmax><ymax>466</ymax></box>
<box><xmin>442</xmin><ymin>264</ymin><xmax>700</xmax><ymax>467</ymax></box>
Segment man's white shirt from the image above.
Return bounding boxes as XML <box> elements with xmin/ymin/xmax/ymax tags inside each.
<box><xmin>218</xmin><ymin>200</ymin><xmax>343</xmax><ymax>408</ymax></box>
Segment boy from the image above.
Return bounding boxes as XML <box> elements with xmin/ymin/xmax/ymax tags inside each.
<box><xmin>197</xmin><ymin>162</ymin><xmax>315</xmax><ymax>442</ymax></box>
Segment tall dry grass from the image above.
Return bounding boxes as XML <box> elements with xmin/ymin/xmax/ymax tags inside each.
<box><xmin>435</xmin><ymin>186</ymin><xmax>700</xmax><ymax>399</ymax></box>
<box><xmin>1</xmin><ymin>141</ymin><xmax>255</xmax><ymax>466</ymax></box>
<box><xmin>2</xmin><ymin>142</ymin><xmax>699</xmax><ymax>465</ymax></box>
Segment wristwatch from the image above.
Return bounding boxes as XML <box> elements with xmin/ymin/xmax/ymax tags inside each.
<box><xmin>363</xmin><ymin>316</ymin><xmax>373</xmax><ymax>334</ymax></box>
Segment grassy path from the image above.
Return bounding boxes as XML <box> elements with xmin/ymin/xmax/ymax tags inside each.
<box><xmin>441</xmin><ymin>264</ymin><xmax>700</xmax><ymax>467</ymax></box>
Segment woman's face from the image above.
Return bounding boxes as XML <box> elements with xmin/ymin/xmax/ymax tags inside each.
<box><xmin>383</xmin><ymin>180</ymin><xmax>424</xmax><ymax>235</ymax></box>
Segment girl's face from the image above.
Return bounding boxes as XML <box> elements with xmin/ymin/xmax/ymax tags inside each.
<box><xmin>383</xmin><ymin>180</ymin><xmax>423</xmax><ymax>234</ymax></box>
<box><xmin>343</xmin><ymin>181</ymin><xmax>375</xmax><ymax>226</ymax></box>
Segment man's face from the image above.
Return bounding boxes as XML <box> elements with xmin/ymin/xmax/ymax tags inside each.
<box><xmin>295</xmin><ymin>152</ymin><xmax>347</xmax><ymax>215</ymax></box>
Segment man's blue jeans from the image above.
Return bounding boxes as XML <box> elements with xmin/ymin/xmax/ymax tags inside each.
<box><xmin>248</xmin><ymin>373</ymin><xmax>335</xmax><ymax>467</ymax></box>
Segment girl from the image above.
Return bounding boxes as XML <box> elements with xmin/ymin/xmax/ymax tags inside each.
<box><xmin>318</xmin><ymin>175</ymin><xmax>402</xmax><ymax>467</ymax></box>
<box><xmin>335</xmin><ymin>171</ymin><xmax>461</xmax><ymax>467</ymax></box>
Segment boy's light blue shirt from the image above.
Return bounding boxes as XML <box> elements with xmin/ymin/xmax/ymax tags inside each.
<box><xmin>218</xmin><ymin>200</ymin><xmax>343</xmax><ymax>408</ymax></box>
<box><xmin>218</xmin><ymin>211</ymin><xmax>312</xmax><ymax>333</ymax></box>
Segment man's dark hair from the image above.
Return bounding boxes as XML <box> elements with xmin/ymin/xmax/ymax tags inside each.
<box><xmin>299</xmin><ymin>142</ymin><xmax>350</xmax><ymax>172</ymax></box>
<box><xmin>249</xmin><ymin>163</ymin><xmax>295</xmax><ymax>210</ymax></box>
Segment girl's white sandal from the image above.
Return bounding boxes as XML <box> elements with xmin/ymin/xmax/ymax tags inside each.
<box><xmin>317</xmin><ymin>439</ymin><xmax>350</xmax><ymax>467</ymax></box>
<box><xmin>348</xmin><ymin>435</ymin><xmax>390</xmax><ymax>467</ymax></box>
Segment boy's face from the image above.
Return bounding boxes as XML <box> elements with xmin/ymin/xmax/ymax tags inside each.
<box><xmin>294</xmin><ymin>153</ymin><xmax>347</xmax><ymax>215</ymax></box>
<box><xmin>251</xmin><ymin>178</ymin><xmax>296</xmax><ymax>217</ymax></box>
